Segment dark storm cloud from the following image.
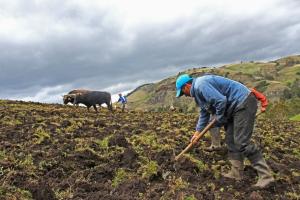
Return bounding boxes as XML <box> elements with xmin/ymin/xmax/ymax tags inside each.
<box><xmin>1</xmin><ymin>0</ymin><xmax>300</xmax><ymax>102</ymax></box>
<box><xmin>131</xmin><ymin>13</ymin><xmax>300</xmax><ymax>66</ymax></box>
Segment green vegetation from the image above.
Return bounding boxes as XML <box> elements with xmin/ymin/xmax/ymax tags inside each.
<box><xmin>130</xmin><ymin>130</ymin><xmax>173</xmax><ymax>155</ymax></box>
<box><xmin>0</xmin><ymin>186</ymin><xmax>33</xmax><ymax>200</ymax></box>
<box><xmin>185</xmin><ymin>154</ymin><xmax>208</xmax><ymax>172</ymax></box>
<box><xmin>185</xmin><ymin>195</ymin><xmax>197</xmax><ymax>200</ymax></box>
<box><xmin>95</xmin><ymin>136</ymin><xmax>111</xmax><ymax>148</ymax></box>
<box><xmin>55</xmin><ymin>187</ymin><xmax>73</xmax><ymax>200</ymax></box>
<box><xmin>292</xmin><ymin>148</ymin><xmax>300</xmax><ymax>159</ymax></box>
<box><xmin>140</xmin><ymin>160</ymin><xmax>158</xmax><ymax>179</ymax></box>
<box><xmin>0</xmin><ymin>150</ymin><xmax>6</xmax><ymax>160</ymax></box>
<box><xmin>64</xmin><ymin>119</ymin><xmax>84</xmax><ymax>133</ymax></box>
<box><xmin>112</xmin><ymin>168</ymin><xmax>127</xmax><ymax>188</ymax></box>
<box><xmin>225</xmin><ymin>62</ymin><xmax>263</xmax><ymax>75</ymax></box>
<box><xmin>1</xmin><ymin>116</ymin><xmax>22</xmax><ymax>126</ymax></box>
<box><xmin>19</xmin><ymin>154</ymin><xmax>34</xmax><ymax>168</ymax></box>
<box><xmin>285</xmin><ymin>191</ymin><xmax>300</xmax><ymax>200</ymax></box>
<box><xmin>34</xmin><ymin>126</ymin><xmax>51</xmax><ymax>144</ymax></box>
<box><xmin>173</xmin><ymin>177</ymin><xmax>189</xmax><ymax>189</ymax></box>
<box><xmin>290</xmin><ymin>114</ymin><xmax>300</xmax><ymax>121</ymax></box>
<box><xmin>266</xmin><ymin>98</ymin><xmax>300</xmax><ymax>120</ymax></box>
<box><xmin>278</xmin><ymin>64</ymin><xmax>300</xmax><ymax>83</ymax></box>
<box><xmin>127</xmin><ymin>55</ymin><xmax>300</xmax><ymax>118</ymax></box>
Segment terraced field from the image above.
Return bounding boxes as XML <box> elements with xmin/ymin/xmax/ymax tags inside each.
<box><xmin>0</xmin><ymin>100</ymin><xmax>299</xmax><ymax>199</ymax></box>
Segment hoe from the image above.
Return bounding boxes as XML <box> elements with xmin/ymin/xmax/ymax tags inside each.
<box><xmin>175</xmin><ymin>118</ymin><xmax>216</xmax><ymax>161</ymax></box>
<box><xmin>175</xmin><ymin>111</ymin><xmax>262</xmax><ymax>161</ymax></box>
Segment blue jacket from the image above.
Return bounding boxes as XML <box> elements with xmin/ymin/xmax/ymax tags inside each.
<box><xmin>190</xmin><ymin>75</ymin><xmax>250</xmax><ymax>132</ymax></box>
<box><xmin>118</xmin><ymin>96</ymin><xmax>127</xmax><ymax>104</ymax></box>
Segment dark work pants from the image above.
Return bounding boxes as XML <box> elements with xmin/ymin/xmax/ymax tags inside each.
<box><xmin>121</xmin><ymin>103</ymin><xmax>126</xmax><ymax>112</ymax></box>
<box><xmin>225</xmin><ymin>93</ymin><xmax>262</xmax><ymax>162</ymax></box>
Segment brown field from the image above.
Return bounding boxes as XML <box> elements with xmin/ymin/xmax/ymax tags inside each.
<box><xmin>0</xmin><ymin>100</ymin><xmax>299</xmax><ymax>199</ymax></box>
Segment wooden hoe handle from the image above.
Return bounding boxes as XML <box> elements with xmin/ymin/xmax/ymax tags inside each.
<box><xmin>175</xmin><ymin>118</ymin><xmax>216</xmax><ymax>161</ymax></box>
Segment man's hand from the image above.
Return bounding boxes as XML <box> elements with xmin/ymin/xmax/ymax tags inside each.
<box><xmin>190</xmin><ymin>131</ymin><xmax>200</xmax><ymax>144</ymax></box>
<box><xmin>261</xmin><ymin>107</ymin><xmax>266</xmax><ymax>112</ymax></box>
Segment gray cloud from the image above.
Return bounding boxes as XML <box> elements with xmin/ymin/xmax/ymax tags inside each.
<box><xmin>1</xmin><ymin>0</ymin><xmax>300</xmax><ymax>103</ymax></box>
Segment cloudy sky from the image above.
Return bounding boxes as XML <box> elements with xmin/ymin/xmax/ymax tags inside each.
<box><xmin>1</xmin><ymin>0</ymin><xmax>300</xmax><ymax>103</ymax></box>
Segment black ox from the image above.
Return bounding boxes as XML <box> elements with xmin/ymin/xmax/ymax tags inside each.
<box><xmin>63</xmin><ymin>89</ymin><xmax>89</xmax><ymax>105</ymax></box>
<box><xmin>63</xmin><ymin>90</ymin><xmax>113</xmax><ymax>112</ymax></box>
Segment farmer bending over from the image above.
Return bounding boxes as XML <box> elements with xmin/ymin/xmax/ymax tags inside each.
<box><xmin>206</xmin><ymin>87</ymin><xmax>269</xmax><ymax>152</ymax></box>
<box><xmin>175</xmin><ymin>74</ymin><xmax>274</xmax><ymax>189</ymax></box>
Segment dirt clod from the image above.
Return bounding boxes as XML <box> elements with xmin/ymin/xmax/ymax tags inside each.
<box><xmin>108</xmin><ymin>134</ymin><xmax>129</xmax><ymax>148</ymax></box>
<box><xmin>249</xmin><ymin>191</ymin><xmax>263</xmax><ymax>200</ymax></box>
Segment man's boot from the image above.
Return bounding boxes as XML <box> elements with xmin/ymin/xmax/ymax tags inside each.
<box><xmin>222</xmin><ymin>160</ymin><xmax>244</xmax><ymax>180</ymax></box>
<box><xmin>252</xmin><ymin>157</ymin><xmax>274</xmax><ymax>189</ymax></box>
<box><xmin>206</xmin><ymin>127</ymin><xmax>221</xmax><ymax>151</ymax></box>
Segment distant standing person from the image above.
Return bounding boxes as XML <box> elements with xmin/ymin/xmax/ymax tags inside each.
<box><xmin>175</xmin><ymin>74</ymin><xmax>274</xmax><ymax>189</ymax></box>
<box><xmin>117</xmin><ymin>93</ymin><xmax>127</xmax><ymax>112</ymax></box>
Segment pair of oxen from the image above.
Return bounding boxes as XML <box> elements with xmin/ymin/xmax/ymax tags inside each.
<box><xmin>63</xmin><ymin>89</ymin><xmax>113</xmax><ymax>112</ymax></box>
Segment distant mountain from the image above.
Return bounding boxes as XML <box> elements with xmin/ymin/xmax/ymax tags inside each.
<box><xmin>127</xmin><ymin>55</ymin><xmax>300</xmax><ymax>119</ymax></box>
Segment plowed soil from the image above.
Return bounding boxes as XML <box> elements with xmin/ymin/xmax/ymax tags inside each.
<box><xmin>0</xmin><ymin>100</ymin><xmax>299</xmax><ymax>200</ymax></box>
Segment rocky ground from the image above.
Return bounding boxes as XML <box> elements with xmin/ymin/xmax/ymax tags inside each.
<box><xmin>0</xmin><ymin>100</ymin><xmax>299</xmax><ymax>200</ymax></box>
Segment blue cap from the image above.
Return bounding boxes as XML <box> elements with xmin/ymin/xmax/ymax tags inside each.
<box><xmin>176</xmin><ymin>74</ymin><xmax>193</xmax><ymax>97</ymax></box>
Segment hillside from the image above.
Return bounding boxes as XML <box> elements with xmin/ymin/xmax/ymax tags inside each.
<box><xmin>127</xmin><ymin>55</ymin><xmax>300</xmax><ymax>119</ymax></box>
<box><xmin>0</xmin><ymin>100</ymin><xmax>299</xmax><ymax>199</ymax></box>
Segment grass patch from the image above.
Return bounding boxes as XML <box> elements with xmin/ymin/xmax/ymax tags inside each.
<box><xmin>64</xmin><ymin>119</ymin><xmax>84</xmax><ymax>133</ymax></box>
<box><xmin>34</xmin><ymin>127</ymin><xmax>50</xmax><ymax>144</ymax></box>
<box><xmin>290</xmin><ymin>114</ymin><xmax>300</xmax><ymax>121</ymax></box>
<box><xmin>185</xmin><ymin>195</ymin><xmax>197</xmax><ymax>200</ymax></box>
<box><xmin>0</xmin><ymin>186</ymin><xmax>33</xmax><ymax>200</ymax></box>
<box><xmin>225</xmin><ymin>63</ymin><xmax>263</xmax><ymax>75</ymax></box>
<box><xmin>130</xmin><ymin>131</ymin><xmax>173</xmax><ymax>154</ymax></box>
<box><xmin>140</xmin><ymin>160</ymin><xmax>158</xmax><ymax>179</ymax></box>
<box><xmin>95</xmin><ymin>136</ymin><xmax>111</xmax><ymax>148</ymax></box>
<box><xmin>1</xmin><ymin>116</ymin><xmax>22</xmax><ymax>126</ymax></box>
<box><xmin>55</xmin><ymin>187</ymin><xmax>73</xmax><ymax>200</ymax></box>
<box><xmin>278</xmin><ymin>64</ymin><xmax>300</xmax><ymax>83</ymax></box>
<box><xmin>0</xmin><ymin>150</ymin><xmax>6</xmax><ymax>160</ymax></box>
<box><xmin>18</xmin><ymin>154</ymin><xmax>35</xmax><ymax>170</ymax></box>
<box><xmin>174</xmin><ymin>177</ymin><xmax>189</xmax><ymax>189</ymax></box>
<box><xmin>292</xmin><ymin>148</ymin><xmax>300</xmax><ymax>159</ymax></box>
<box><xmin>112</xmin><ymin>168</ymin><xmax>127</xmax><ymax>188</ymax></box>
<box><xmin>185</xmin><ymin>154</ymin><xmax>208</xmax><ymax>172</ymax></box>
